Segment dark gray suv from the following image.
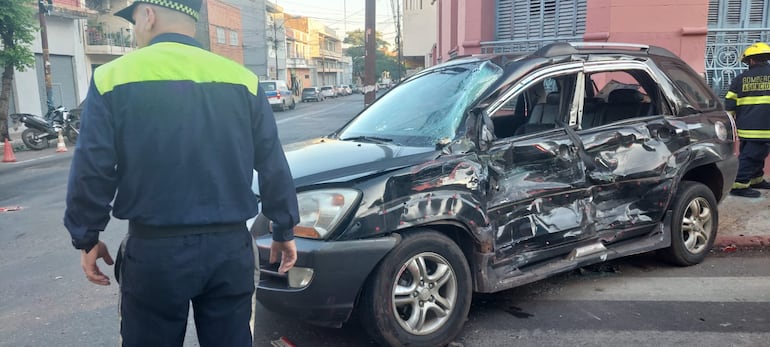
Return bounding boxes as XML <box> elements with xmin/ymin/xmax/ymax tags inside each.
<box><xmin>252</xmin><ymin>42</ymin><xmax>738</xmax><ymax>346</ymax></box>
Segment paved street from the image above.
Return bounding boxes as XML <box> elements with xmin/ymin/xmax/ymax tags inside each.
<box><xmin>1</xmin><ymin>93</ymin><xmax>770</xmax><ymax>346</ymax></box>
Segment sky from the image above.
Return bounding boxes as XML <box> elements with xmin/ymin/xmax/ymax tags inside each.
<box><xmin>273</xmin><ymin>0</ymin><xmax>398</xmax><ymax>45</ymax></box>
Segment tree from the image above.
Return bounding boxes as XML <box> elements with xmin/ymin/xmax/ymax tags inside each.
<box><xmin>343</xmin><ymin>29</ymin><xmax>401</xmax><ymax>83</ymax></box>
<box><xmin>0</xmin><ymin>0</ymin><xmax>38</xmax><ymax>141</ymax></box>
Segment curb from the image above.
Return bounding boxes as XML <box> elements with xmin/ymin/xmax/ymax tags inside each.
<box><xmin>713</xmin><ymin>235</ymin><xmax>770</xmax><ymax>252</ymax></box>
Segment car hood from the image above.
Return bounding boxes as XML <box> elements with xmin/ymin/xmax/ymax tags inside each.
<box><xmin>283</xmin><ymin>138</ymin><xmax>439</xmax><ymax>187</ymax></box>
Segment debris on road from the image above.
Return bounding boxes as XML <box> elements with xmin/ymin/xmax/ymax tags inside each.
<box><xmin>271</xmin><ymin>336</ymin><xmax>296</xmax><ymax>347</ymax></box>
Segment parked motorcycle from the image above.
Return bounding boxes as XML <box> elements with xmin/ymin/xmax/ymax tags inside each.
<box><xmin>9</xmin><ymin>106</ymin><xmax>80</xmax><ymax>150</ymax></box>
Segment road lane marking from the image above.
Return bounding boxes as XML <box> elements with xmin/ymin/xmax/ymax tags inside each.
<box><xmin>536</xmin><ymin>276</ymin><xmax>770</xmax><ymax>302</ymax></box>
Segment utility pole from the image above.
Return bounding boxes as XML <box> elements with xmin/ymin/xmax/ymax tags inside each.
<box><xmin>272</xmin><ymin>15</ymin><xmax>280</xmax><ymax>80</ymax></box>
<box><xmin>364</xmin><ymin>0</ymin><xmax>376</xmax><ymax>106</ymax></box>
<box><xmin>38</xmin><ymin>0</ymin><xmax>54</xmax><ymax>113</ymax></box>
<box><xmin>396</xmin><ymin>0</ymin><xmax>402</xmax><ymax>81</ymax></box>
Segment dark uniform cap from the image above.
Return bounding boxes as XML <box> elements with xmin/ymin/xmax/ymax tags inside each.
<box><xmin>114</xmin><ymin>0</ymin><xmax>202</xmax><ymax>24</ymax></box>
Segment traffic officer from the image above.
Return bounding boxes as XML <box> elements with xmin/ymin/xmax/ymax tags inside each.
<box><xmin>63</xmin><ymin>0</ymin><xmax>299</xmax><ymax>345</ymax></box>
<box><xmin>726</xmin><ymin>42</ymin><xmax>770</xmax><ymax>198</ymax></box>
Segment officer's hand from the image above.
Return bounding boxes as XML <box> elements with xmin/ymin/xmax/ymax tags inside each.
<box><xmin>269</xmin><ymin>240</ymin><xmax>297</xmax><ymax>273</ymax></box>
<box><xmin>81</xmin><ymin>241</ymin><xmax>114</xmax><ymax>286</ymax></box>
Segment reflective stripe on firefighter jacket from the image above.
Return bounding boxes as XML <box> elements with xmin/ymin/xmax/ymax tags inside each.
<box><xmin>725</xmin><ymin>63</ymin><xmax>770</xmax><ymax>140</ymax></box>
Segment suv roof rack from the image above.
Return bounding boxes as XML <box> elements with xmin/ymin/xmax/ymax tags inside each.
<box><xmin>533</xmin><ymin>42</ymin><xmax>677</xmax><ymax>59</ymax></box>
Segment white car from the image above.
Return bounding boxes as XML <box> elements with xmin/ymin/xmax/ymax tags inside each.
<box><xmin>259</xmin><ymin>80</ymin><xmax>296</xmax><ymax>111</ymax></box>
<box><xmin>319</xmin><ymin>85</ymin><xmax>337</xmax><ymax>98</ymax></box>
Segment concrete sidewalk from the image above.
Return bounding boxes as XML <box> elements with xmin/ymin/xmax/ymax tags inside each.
<box><xmin>2</xmin><ymin>138</ymin><xmax>768</xmax><ymax>251</ymax></box>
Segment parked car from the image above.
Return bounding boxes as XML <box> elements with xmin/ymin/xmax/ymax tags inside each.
<box><xmin>338</xmin><ymin>84</ymin><xmax>352</xmax><ymax>96</ymax></box>
<box><xmin>259</xmin><ymin>80</ymin><xmax>296</xmax><ymax>111</ymax></box>
<box><xmin>251</xmin><ymin>42</ymin><xmax>738</xmax><ymax>347</ymax></box>
<box><xmin>319</xmin><ymin>85</ymin><xmax>337</xmax><ymax>98</ymax></box>
<box><xmin>301</xmin><ymin>87</ymin><xmax>324</xmax><ymax>102</ymax></box>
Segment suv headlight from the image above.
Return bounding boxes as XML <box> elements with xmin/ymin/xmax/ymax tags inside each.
<box><xmin>292</xmin><ymin>189</ymin><xmax>360</xmax><ymax>239</ymax></box>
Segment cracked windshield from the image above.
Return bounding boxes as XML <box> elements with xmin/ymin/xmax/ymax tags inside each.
<box><xmin>339</xmin><ymin>61</ymin><xmax>502</xmax><ymax>146</ymax></box>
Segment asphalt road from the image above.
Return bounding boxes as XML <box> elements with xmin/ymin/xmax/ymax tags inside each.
<box><xmin>1</xmin><ymin>93</ymin><xmax>769</xmax><ymax>347</ymax></box>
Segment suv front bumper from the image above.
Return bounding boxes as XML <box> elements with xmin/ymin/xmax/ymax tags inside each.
<box><xmin>254</xmin><ymin>235</ymin><xmax>399</xmax><ymax>327</ymax></box>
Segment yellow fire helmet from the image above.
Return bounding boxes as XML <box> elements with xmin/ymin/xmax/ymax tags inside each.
<box><xmin>741</xmin><ymin>42</ymin><xmax>770</xmax><ymax>63</ymax></box>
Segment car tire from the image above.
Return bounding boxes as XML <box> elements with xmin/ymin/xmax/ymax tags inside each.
<box><xmin>21</xmin><ymin>128</ymin><xmax>49</xmax><ymax>150</ymax></box>
<box><xmin>359</xmin><ymin>230</ymin><xmax>471</xmax><ymax>347</ymax></box>
<box><xmin>659</xmin><ymin>181</ymin><xmax>718</xmax><ymax>266</ymax></box>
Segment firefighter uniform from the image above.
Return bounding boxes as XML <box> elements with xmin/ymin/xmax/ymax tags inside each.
<box><xmin>725</xmin><ymin>42</ymin><xmax>770</xmax><ymax>197</ymax></box>
<box><xmin>63</xmin><ymin>29</ymin><xmax>299</xmax><ymax>347</ymax></box>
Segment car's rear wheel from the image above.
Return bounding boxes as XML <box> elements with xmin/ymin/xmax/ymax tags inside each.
<box><xmin>660</xmin><ymin>181</ymin><xmax>718</xmax><ymax>266</ymax></box>
<box><xmin>360</xmin><ymin>230</ymin><xmax>471</xmax><ymax>347</ymax></box>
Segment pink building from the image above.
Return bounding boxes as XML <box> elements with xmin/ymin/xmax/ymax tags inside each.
<box><xmin>434</xmin><ymin>0</ymin><xmax>713</xmax><ymax>72</ymax></box>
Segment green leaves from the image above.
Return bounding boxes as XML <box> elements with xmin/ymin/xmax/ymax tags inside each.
<box><xmin>343</xmin><ymin>29</ymin><xmax>400</xmax><ymax>82</ymax></box>
<box><xmin>0</xmin><ymin>0</ymin><xmax>38</xmax><ymax>72</ymax></box>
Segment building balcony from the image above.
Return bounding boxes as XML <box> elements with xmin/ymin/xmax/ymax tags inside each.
<box><xmin>287</xmin><ymin>57</ymin><xmax>310</xmax><ymax>69</ymax></box>
<box><xmin>312</xmin><ymin>48</ymin><xmax>343</xmax><ymax>61</ymax></box>
<box><xmin>85</xmin><ymin>26</ymin><xmax>136</xmax><ymax>56</ymax></box>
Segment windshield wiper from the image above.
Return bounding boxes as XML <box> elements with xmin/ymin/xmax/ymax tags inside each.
<box><xmin>340</xmin><ymin>135</ymin><xmax>394</xmax><ymax>144</ymax></box>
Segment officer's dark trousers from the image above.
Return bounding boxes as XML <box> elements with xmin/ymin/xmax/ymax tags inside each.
<box><xmin>736</xmin><ymin>140</ymin><xmax>770</xmax><ymax>184</ymax></box>
<box><xmin>117</xmin><ymin>224</ymin><xmax>254</xmax><ymax>347</ymax></box>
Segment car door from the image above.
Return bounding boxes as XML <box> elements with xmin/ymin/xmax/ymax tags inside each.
<box><xmin>484</xmin><ymin>63</ymin><xmax>592</xmax><ymax>267</ymax></box>
<box><xmin>575</xmin><ymin>61</ymin><xmax>690</xmax><ymax>243</ymax></box>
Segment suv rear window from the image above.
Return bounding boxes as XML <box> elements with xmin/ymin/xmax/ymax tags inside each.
<box><xmin>259</xmin><ymin>82</ymin><xmax>277</xmax><ymax>91</ymax></box>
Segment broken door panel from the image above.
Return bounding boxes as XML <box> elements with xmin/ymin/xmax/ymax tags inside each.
<box><xmin>487</xmin><ymin>130</ymin><xmax>589</xmax><ymax>267</ymax></box>
<box><xmin>579</xmin><ymin>117</ymin><xmax>690</xmax><ymax>238</ymax></box>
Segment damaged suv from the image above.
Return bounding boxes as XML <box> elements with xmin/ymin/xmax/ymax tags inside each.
<box><xmin>251</xmin><ymin>42</ymin><xmax>738</xmax><ymax>346</ymax></box>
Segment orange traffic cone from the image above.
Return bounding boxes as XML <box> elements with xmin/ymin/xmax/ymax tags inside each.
<box><xmin>56</xmin><ymin>130</ymin><xmax>68</xmax><ymax>153</ymax></box>
<box><xmin>2</xmin><ymin>138</ymin><xmax>16</xmax><ymax>162</ymax></box>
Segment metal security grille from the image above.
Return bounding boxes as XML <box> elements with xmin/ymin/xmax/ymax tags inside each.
<box><xmin>483</xmin><ymin>0</ymin><xmax>586</xmax><ymax>53</ymax></box>
<box><xmin>35</xmin><ymin>54</ymin><xmax>78</xmax><ymax>112</ymax></box>
<box><xmin>705</xmin><ymin>0</ymin><xmax>770</xmax><ymax>97</ymax></box>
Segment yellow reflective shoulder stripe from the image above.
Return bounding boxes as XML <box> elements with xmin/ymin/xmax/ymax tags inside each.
<box><xmin>725</xmin><ymin>91</ymin><xmax>738</xmax><ymax>100</ymax></box>
<box><xmin>94</xmin><ymin>42</ymin><xmax>258</xmax><ymax>95</ymax></box>
<box><xmin>735</xmin><ymin>95</ymin><xmax>770</xmax><ymax>106</ymax></box>
<box><xmin>737</xmin><ymin>129</ymin><xmax>770</xmax><ymax>138</ymax></box>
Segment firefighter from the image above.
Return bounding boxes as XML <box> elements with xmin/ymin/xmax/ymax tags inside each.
<box><xmin>726</xmin><ymin>42</ymin><xmax>770</xmax><ymax>198</ymax></box>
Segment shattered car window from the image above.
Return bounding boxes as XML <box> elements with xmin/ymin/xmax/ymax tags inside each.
<box><xmin>338</xmin><ymin>61</ymin><xmax>503</xmax><ymax>147</ymax></box>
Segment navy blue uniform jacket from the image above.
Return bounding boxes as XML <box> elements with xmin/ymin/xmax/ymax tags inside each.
<box><xmin>64</xmin><ymin>34</ymin><xmax>299</xmax><ymax>248</ymax></box>
<box><xmin>725</xmin><ymin>63</ymin><xmax>770</xmax><ymax>140</ymax></box>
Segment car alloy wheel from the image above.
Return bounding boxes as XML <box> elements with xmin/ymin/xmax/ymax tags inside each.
<box><xmin>660</xmin><ymin>181</ymin><xmax>718</xmax><ymax>266</ymax></box>
<box><xmin>360</xmin><ymin>230</ymin><xmax>471</xmax><ymax>347</ymax></box>
<box><xmin>391</xmin><ymin>252</ymin><xmax>457</xmax><ymax>335</ymax></box>
<box><xmin>680</xmin><ymin>196</ymin><xmax>712</xmax><ymax>254</ymax></box>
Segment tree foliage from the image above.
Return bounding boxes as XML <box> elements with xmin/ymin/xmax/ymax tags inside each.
<box><xmin>343</xmin><ymin>29</ymin><xmax>401</xmax><ymax>84</ymax></box>
<box><xmin>0</xmin><ymin>0</ymin><xmax>38</xmax><ymax>141</ymax></box>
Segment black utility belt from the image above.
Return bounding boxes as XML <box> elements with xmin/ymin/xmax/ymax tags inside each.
<box><xmin>128</xmin><ymin>221</ymin><xmax>246</xmax><ymax>239</ymax></box>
